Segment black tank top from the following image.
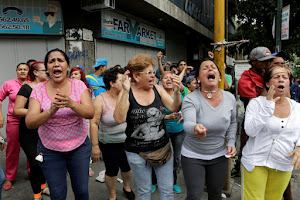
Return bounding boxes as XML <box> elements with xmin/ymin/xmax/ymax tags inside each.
<box><xmin>125</xmin><ymin>86</ymin><xmax>169</xmax><ymax>153</ymax></box>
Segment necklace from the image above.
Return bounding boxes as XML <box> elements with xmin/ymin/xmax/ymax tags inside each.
<box><xmin>201</xmin><ymin>89</ymin><xmax>219</xmax><ymax>99</ymax></box>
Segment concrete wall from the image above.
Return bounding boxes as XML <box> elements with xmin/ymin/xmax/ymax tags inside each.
<box><xmin>0</xmin><ymin>37</ymin><xmax>64</xmax><ymax>137</ymax></box>
<box><xmin>95</xmin><ymin>40</ymin><xmax>160</xmax><ymax>70</ymax></box>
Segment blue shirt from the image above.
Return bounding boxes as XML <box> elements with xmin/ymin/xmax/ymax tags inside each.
<box><xmin>86</xmin><ymin>74</ymin><xmax>106</xmax><ymax>97</ymax></box>
<box><xmin>164</xmin><ymin>94</ymin><xmax>184</xmax><ymax>133</ymax></box>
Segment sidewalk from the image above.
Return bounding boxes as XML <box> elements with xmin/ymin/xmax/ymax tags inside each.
<box><xmin>1</xmin><ymin>150</ymin><xmax>300</xmax><ymax>199</ymax></box>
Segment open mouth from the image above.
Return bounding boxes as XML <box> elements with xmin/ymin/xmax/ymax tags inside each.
<box><xmin>53</xmin><ymin>69</ymin><xmax>62</xmax><ymax>78</ymax></box>
<box><xmin>207</xmin><ymin>73</ymin><xmax>215</xmax><ymax>80</ymax></box>
<box><xmin>278</xmin><ymin>85</ymin><xmax>284</xmax><ymax>90</ymax></box>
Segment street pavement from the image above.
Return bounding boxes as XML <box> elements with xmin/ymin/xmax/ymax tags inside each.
<box><xmin>1</xmin><ymin>149</ymin><xmax>300</xmax><ymax>200</ymax></box>
<box><xmin>1</xmin><ymin>99</ymin><xmax>300</xmax><ymax>199</ymax></box>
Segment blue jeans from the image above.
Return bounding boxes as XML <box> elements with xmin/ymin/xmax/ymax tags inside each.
<box><xmin>126</xmin><ymin>150</ymin><xmax>174</xmax><ymax>200</ymax></box>
<box><xmin>37</xmin><ymin>137</ymin><xmax>91</xmax><ymax>200</ymax></box>
<box><xmin>0</xmin><ymin>164</ymin><xmax>5</xmax><ymax>200</ymax></box>
<box><xmin>168</xmin><ymin>130</ymin><xmax>186</xmax><ymax>184</ymax></box>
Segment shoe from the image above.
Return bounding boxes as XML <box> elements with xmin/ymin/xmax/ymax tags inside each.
<box><xmin>151</xmin><ymin>185</ymin><xmax>156</xmax><ymax>193</ymax></box>
<box><xmin>3</xmin><ymin>180</ymin><xmax>12</xmax><ymax>191</ymax></box>
<box><xmin>123</xmin><ymin>187</ymin><xmax>135</xmax><ymax>200</ymax></box>
<box><xmin>173</xmin><ymin>184</ymin><xmax>181</xmax><ymax>193</ymax></box>
<box><xmin>41</xmin><ymin>187</ymin><xmax>50</xmax><ymax>196</ymax></box>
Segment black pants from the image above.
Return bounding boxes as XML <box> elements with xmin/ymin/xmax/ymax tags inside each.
<box><xmin>19</xmin><ymin>128</ymin><xmax>46</xmax><ymax>194</ymax></box>
<box><xmin>182</xmin><ymin>155</ymin><xmax>228</xmax><ymax>200</ymax></box>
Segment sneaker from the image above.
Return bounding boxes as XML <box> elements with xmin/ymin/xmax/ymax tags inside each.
<box><xmin>151</xmin><ymin>185</ymin><xmax>156</xmax><ymax>193</ymax></box>
<box><xmin>123</xmin><ymin>188</ymin><xmax>135</xmax><ymax>200</ymax></box>
<box><xmin>173</xmin><ymin>184</ymin><xmax>181</xmax><ymax>193</ymax></box>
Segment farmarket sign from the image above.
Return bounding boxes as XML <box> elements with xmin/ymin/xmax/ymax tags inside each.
<box><xmin>101</xmin><ymin>11</ymin><xmax>165</xmax><ymax>49</ymax></box>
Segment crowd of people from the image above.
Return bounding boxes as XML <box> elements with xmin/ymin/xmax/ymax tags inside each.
<box><xmin>0</xmin><ymin>46</ymin><xmax>299</xmax><ymax>200</ymax></box>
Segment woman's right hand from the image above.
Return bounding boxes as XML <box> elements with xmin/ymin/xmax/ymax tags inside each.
<box><xmin>266</xmin><ymin>85</ymin><xmax>280</xmax><ymax>103</ymax></box>
<box><xmin>91</xmin><ymin>145</ymin><xmax>101</xmax><ymax>163</ymax></box>
<box><xmin>0</xmin><ymin>115</ymin><xmax>6</xmax><ymax>128</ymax></box>
<box><xmin>122</xmin><ymin>70</ymin><xmax>131</xmax><ymax>92</ymax></box>
<box><xmin>194</xmin><ymin>124</ymin><xmax>207</xmax><ymax>139</ymax></box>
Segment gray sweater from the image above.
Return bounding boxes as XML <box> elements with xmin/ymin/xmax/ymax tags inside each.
<box><xmin>182</xmin><ymin>89</ymin><xmax>237</xmax><ymax>155</ymax></box>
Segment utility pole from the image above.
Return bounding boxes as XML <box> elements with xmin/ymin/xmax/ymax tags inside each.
<box><xmin>275</xmin><ymin>0</ymin><xmax>282</xmax><ymax>52</ymax></box>
<box><xmin>215</xmin><ymin>0</ymin><xmax>225</xmax><ymax>89</ymax></box>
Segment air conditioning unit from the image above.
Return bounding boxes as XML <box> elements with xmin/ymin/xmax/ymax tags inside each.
<box><xmin>81</xmin><ymin>0</ymin><xmax>115</xmax><ymax>12</ymax></box>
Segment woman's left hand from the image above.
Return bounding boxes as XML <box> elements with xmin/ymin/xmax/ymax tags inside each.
<box><xmin>226</xmin><ymin>146</ymin><xmax>237</xmax><ymax>157</ymax></box>
<box><xmin>171</xmin><ymin>74</ymin><xmax>180</xmax><ymax>93</ymax></box>
<box><xmin>54</xmin><ymin>89</ymin><xmax>75</xmax><ymax>109</ymax></box>
<box><xmin>288</xmin><ymin>147</ymin><xmax>300</xmax><ymax>170</ymax></box>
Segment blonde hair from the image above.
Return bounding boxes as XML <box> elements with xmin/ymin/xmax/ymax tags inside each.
<box><xmin>127</xmin><ymin>54</ymin><xmax>155</xmax><ymax>74</ymax></box>
<box><xmin>161</xmin><ymin>71</ymin><xmax>172</xmax><ymax>79</ymax></box>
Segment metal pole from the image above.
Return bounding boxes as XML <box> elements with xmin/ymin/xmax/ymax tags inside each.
<box><xmin>214</xmin><ymin>0</ymin><xmax>225</xmax><ymax>89</ymax></box>
<box><xmin>275</xmin><ymin>0</ymin><xmax>282</xmax><ymax>52</ymax></box>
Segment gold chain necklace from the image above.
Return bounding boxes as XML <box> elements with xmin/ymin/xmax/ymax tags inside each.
<box><xmin>201</xmin><ymin>89</ymin><xmax>219</xmax><ymax>99</ymax></box>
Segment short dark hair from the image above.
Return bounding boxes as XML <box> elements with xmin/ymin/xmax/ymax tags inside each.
<box><xmin>16</xmin><ymin>63</ymin><xmax>29</xmax><ymax>71</ymax></box>
<box><xmin>177</xmin><ymin>60</ymin><xmax>185</xmax><ymax>67</ymax></box>
<box><xmin>26</xmin><ymin>59</ymin><xmax>36</xmax><ymax>66</ymax></box>
<box><xmin>170</xmin><ymin>65</ymin><xmax>177</xmax><ymax>70</ymax></box>
<box><xmin>103</xmin><ymin>66</ymin><xmax>125</xmax><ymax>90</ymax></box>
<box><xmin>44</xmin><ymin>48</ymin><xmax>69</xmax><ymax>70</ymax></box>
<box><xmin>94</xmin><ymin>65</ymin><xmax>105</xmax><ymax>72</ymax></box>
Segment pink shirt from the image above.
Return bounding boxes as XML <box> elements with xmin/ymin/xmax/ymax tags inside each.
<box><xmin>0</xmin><ymin>79</ymin><xmax>22</xmax><ymax>123</ymax></box>
<box><xmin>30</xmin><ymin>79</ymin><xmax>88</xmax><ymax>152</ymax></box>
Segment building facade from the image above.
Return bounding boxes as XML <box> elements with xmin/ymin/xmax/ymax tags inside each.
<box><xmin>0</xmin><ymin>0</ymin><xmax>214</xmax><ymax>135</ymax></box>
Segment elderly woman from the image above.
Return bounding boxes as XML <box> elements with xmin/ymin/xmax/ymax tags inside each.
<box><xmin>0</xmin><ymin>63</ymin><xmax>30</xmax><ymax>190</ymax></box>
<box><xmin>90</xmin><ymin>66</ymin><xmax>135</xmax><ymax>200</ymax></box>
<box><xmin>13</xmin><ymin>61</ymin><xmax>49</xmax><ymax>200</ymax></box>
<box><xmin>25</xmin><ymin>48</ymin><xmax>94</xmax><ymax>200</ymax></box>
<box><xmin>114</xmin><ymin>54</ymin><xmax>182</xmax><ymax>200</ymax></box>
<box><xmin>242</xmin><ymin>65</ymin><xmax>300</xmax><ymax>200</ymax></box>
<box><xmin>181</xmin><ymin>58</ymin><xmax>237</xmax><ymax>200</ymax></box>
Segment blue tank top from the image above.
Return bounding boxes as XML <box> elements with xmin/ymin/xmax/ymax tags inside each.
<box><xmin>125</xmin><ymin>86</ymin><xmax>169</xmax><ymax>153</ymax></box>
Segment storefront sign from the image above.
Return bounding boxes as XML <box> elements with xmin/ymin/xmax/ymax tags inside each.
<box><xmin>0</xmin><ymin>0</ymin><xmax>63</xmax><ymax>35</ymax></box>
<box><xmin>101</xmin><ymin>11</ymin><xmax>165</xmax><ymax>49</ymax></box>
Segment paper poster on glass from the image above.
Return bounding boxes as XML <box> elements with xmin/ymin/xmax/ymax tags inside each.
<box><xmin>101</xmin><ymin>11</ymin><xmax>165</xmax><ymax>49</ymax></box>
<box><xmin>0</xmin><ymin>0</ymin><xmax>62</xmax><ymax>35</ymax></box>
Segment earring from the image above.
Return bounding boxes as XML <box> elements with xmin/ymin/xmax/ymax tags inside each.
<box><xmin>219</xmin><ymin>79</ymin><xmax>221</xmax><ymax>81</ymax></box>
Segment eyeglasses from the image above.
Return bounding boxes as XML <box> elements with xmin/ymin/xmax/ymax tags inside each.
<box><xmin>44</xmin><ymin>12</ymin><xmax>55</xmax><ymax>17</ymax></box>
<box><xmin>138</xmin><ymin>70</ymin><xmax>156</xmax><ymax>76</ymax></box>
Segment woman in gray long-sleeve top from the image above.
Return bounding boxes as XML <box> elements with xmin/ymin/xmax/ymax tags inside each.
<box><xmin>181</xmin><ymin>58</ymin><xmax>237</xmax><ymax>200</ymax></box>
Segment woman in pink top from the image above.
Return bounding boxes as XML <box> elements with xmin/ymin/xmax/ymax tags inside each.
<box><xmin>0</xmin><ymin>63</ymin><xmax>30</xmax><ymax>190</ymax></box>
<box><xmin>26</xmin><ymin>49</ymin><xmax>94</xmax><ymax>200</ymax></box>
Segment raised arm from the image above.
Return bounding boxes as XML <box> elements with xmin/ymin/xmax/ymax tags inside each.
<box><xmin>114</xmin><ymin>71</ymin><xmax>130</xmax><ymax>124</ymax></box>
<box><xmin>157</xmin><ymin>51</ymin><xmax>165</xmax><ymax>75</ymax></box>
<box><xmin>90</xmin><ymin>96</ymin><xmax>103</xmax><ymax>163</ymax></box>
<box><xmin>156</xmin><ymin>74</ymin><xmax>182</xmax><ymax>113</ymax></box>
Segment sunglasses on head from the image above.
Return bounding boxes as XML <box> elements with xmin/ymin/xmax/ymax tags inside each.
<box><xmin>44</xmin><ymin>12</ymin><xmax>55</xmax><ymax>16</ymax></box>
